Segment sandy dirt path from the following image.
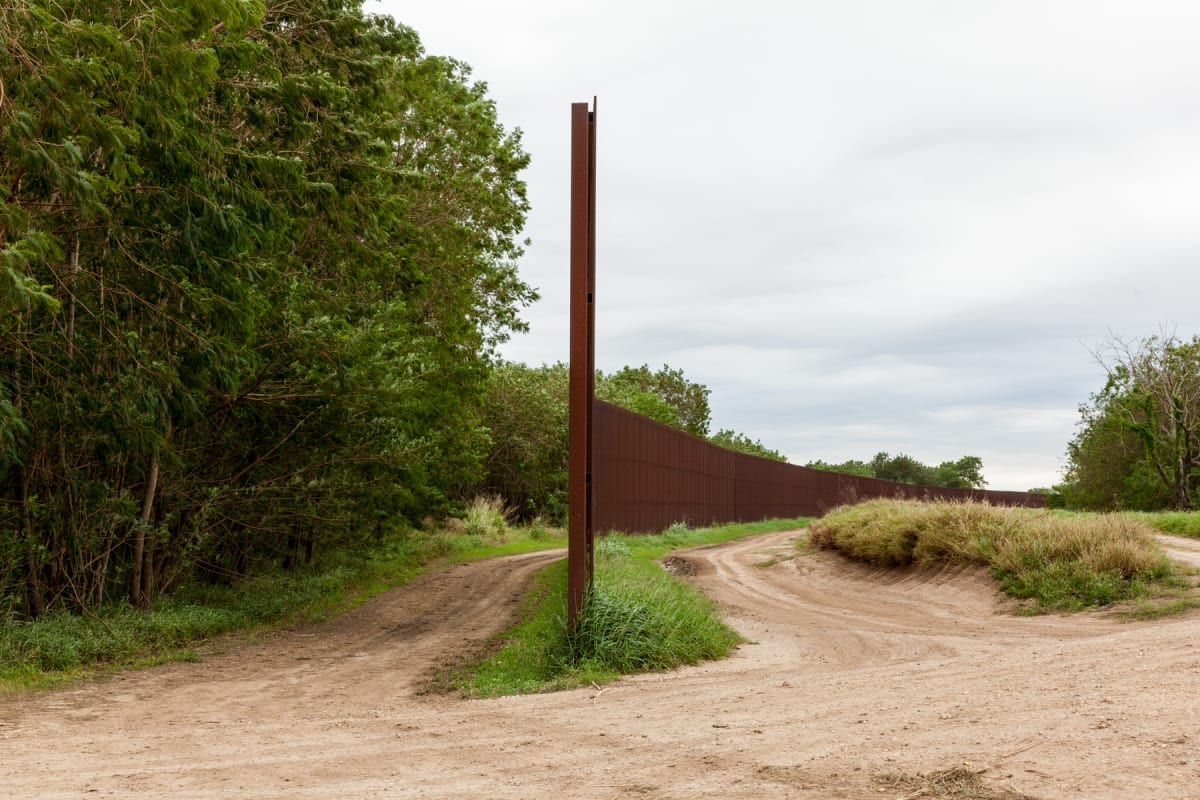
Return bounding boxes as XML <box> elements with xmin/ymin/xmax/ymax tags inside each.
<box><xmin>2</xmin><ymin>530</ymin><xmax>1199</xmax><ymax>799</ymax></box>
<box><xmin>1158</xmin><ymin>533</ymin><xmax>1200</xmax><ymax>568</ymax></box>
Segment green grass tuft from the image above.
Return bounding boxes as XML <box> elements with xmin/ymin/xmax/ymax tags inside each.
<box><xmin>1119</xmin><ymin>596</ymin><xmax>1200</xmax><ymax>621</ymax></box>
<box><xmin>552</xmin><ymin>556</ymin><xmax>741</xmax><ymax>674</ymax></box>
<box><xmin>457</xmin><ymin>495</ymin><xmax>514</xmax><ymax>541</ymax></box>
<box><xmin>451</xmin><ymin>517</ymin><xmax>810</xmax><ymax>696</ymax></box>
<box><xmin>1125</xmin><ymin>510</ymin><xmax>1200</xmax><ymax>539</ymax></box>
<box><xmin>809</xmin><ymin>499</ymin><xmax>1178</xmax><ymax>613</ymax></box>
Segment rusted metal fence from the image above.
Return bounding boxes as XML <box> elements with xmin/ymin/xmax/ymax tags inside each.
<box><xmin>567</xmin><ymin>99</ymin><xmax>598</xmax><ymax>623</ymax></box>
<box><xmin>592</xmin><ymin>400</ymin><xmax>1044</xmax><ymax>534</ymax></box>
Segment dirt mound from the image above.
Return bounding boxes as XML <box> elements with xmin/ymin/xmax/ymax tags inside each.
<box><xmin>3</xmin><ymin>530</ymin><xmax>1199</xmax><ymax>799</ymax></box>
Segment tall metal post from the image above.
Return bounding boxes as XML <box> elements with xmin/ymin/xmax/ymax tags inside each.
<box><xmin>568</xmin><ymin>99</ymin><xmax>596</xmax><ymax>627</ymax></box>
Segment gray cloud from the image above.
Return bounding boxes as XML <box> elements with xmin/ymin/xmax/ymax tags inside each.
<box><xmin>371</xmin><ymin>0</ymin><xmax>1200</xmax><ymax>490</ymax></box>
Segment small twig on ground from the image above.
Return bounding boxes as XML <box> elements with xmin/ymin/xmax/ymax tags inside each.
<box><xmin>991</xmin><ymin>737</ymin><xmax>1045</xmax><ymax>765</ymax></box>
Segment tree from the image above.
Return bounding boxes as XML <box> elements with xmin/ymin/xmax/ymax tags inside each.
<box><xmin>806</xmin><ymin>452</ymin><xmax>987</xmax><ymax>489</ymax></box>
<box><xmin>870</xmin><ymin>452</ymin><xmax>932</xmax><ymax>485</ymax></box>
<box><xmin>0</xmin><ymin>0</ymin><xmax>533</xmax><ymax>616</ymax></box>
<box><xmin>597</xmin><ymin>364</ymin><xmax>712</xmax><ymax>437</ymax></box>
<box><xmin>805</xmin><ymin>459</ymin><xmax>874</xmax><ymax>478</ymax></box>
<box><xmin>933</xmin><ymin>456</ymin><xmax>987</xmax><ymax>489</ymax></box>
<box><xmin>1026</xmin><ymin>486</ymin><xmax>1067</xmax><ymax>509</ymax></box>
<box><xmin>1060</xmin><ymin>396</ymin><xmax>1161</xmax><ymax>510</ymax></box>
<box><xmin>1062</xmin><ymin>332</ymin><xmax>1200</xmax><ymax>510</ymax></box>
<box><xmin>479</xmin><ymin>363</ymin><xmax>570</xmax><ymax>521</ymax></box>
<box><xmin>709</xmin><ymin>430</ymin><xmax>787</xmax><ymax>461</ymax></box>
<box><xmin>595</xmin><ymin>375</ymin><xmax>680</xmax><ymax>430</ymax></box>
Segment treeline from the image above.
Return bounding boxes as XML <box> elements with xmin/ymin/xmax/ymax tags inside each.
<box><xmin>1056</xmin><ymin>332</ymin><xmax>1200</xmax><ymax>511</ymax></box>
<box><xmin>805</xmin><ymin>453</ymin><xmax>987</xmax><ymax>489</ymax></box>
<box><xmin>0</xmin><ymin>0</ymin><xmax>788</xmax><ymax>620</ymax></box>
<box><xmin>1</xmin><ymin>0</ymin><xmax>534</xmax><ymax>617</ymax></box>
<box><xmin>479</xmin><ymin>362</ymin><xmax>785</xmax><ymax>522</ymax></box>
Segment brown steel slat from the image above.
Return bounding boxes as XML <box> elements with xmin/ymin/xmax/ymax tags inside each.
<box><xmin>567</xmin><ymin>101</ymin><xmax>595</xmax><ymax>625</ymax></box>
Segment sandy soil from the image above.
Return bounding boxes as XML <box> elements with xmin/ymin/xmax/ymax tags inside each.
<box><xmin>1158</xmin><ymin>533</ymin><xmax>1200</xmax><ymax>568</ymax></box>
<box><xmin>3</xmin><ymin>530</ymin><xmax>1200</xmax><ymax>800</ymax></box>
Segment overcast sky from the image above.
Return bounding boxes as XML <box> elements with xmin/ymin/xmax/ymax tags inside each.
<box><xmin>368</xmin><ymin>0</ymin><xmax>1200</xmax><ymax>491</ymax></box>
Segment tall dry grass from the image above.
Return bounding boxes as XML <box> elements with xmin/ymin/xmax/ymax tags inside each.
<box><xmin>809</xmin><ymin>499</ymin><xmax>1173</xmax><ymax>611</ymax></box>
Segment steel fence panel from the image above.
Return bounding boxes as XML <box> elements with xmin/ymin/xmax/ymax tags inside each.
<box><xmin>592</xmin><ymin>400</ymin><xmax>1045</xmax><ymax>534</ymax></box>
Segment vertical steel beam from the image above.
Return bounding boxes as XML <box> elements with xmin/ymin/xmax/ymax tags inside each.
<box><xmin>568</xmin><ymin>99</ymin><xmax>596</xmax><ymax>626</ymax></box>
<box><xmin>585</xmin><ymin>97</ymin><xmax>597</xmax><ymax>590</ymax></box>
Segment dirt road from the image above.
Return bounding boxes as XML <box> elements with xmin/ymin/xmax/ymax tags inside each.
<box><xmin>1159</xmin><ymin>533</ymin><xmax>1200</xmax><ymax>568</ymax></box>
<box><xmin>3</xmin><ymin>530</ymin><xmax>1199</xmax><ymax>799</ymax></box>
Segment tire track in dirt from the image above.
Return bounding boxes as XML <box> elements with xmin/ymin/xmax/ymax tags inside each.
<box><xmin>0</xmin><ymin>549</ymin><xmax>566</xmax><ymax>796</ymax></box>
<box><xmin>3</xmin><ymin>531</ymin><xmax>1200</xmax><ymax>799</ymax></box>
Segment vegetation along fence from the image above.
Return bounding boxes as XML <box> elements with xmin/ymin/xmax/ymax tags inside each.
<box><xmin>592</xmin><ymin>400</ymin><xmax>1044</xmax><ymax>534</ymax></box>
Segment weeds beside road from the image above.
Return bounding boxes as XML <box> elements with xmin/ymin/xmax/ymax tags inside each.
<box><xmin>446</xmin><ymin>518</ymin><xmax>812</xmax><ymax>696</ymax></box>
<box><xmin>0</xmin><ymin>508</ymin><xmax>566</xmax><ymax>693</ymax></box>
<box><xmin>809</xmin><ymin>499</ymin><xmax>1196</xmax><ymax>614</ymax></box>
<box><xmin>1</xmin><ymin>505</ymin><xmax>807</xmax><ymax>695</ymax></box>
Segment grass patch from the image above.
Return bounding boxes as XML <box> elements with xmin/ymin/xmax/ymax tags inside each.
<box><xmin>1125</xmin><ymin>510</ymin><xmax>1200</xmax><ymax>539</ymax></box>
<box><xmin>808</xmin><ymin>499</ymin><xmax>1179</xmax><ymax>613</ymax></box>
<box><xmin>451</xmin><ymin>495</ymin><xmax>516</xmax><ymax>541</ymax></box>
<box><xmin>0</xmin><ymin>520</ymin><xmax>567</xmax><ymax>694</ymax></box>
<box><xmin>451</xmin><ymin>517</ymin><xmax>810</xmax><ymax>696</ymax></box>
<box><xmin>1120</xmin><ymin>596</ymin><xmax>1200</xmax><ymax>621</ymax></box>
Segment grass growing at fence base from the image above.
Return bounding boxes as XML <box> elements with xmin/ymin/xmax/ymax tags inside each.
<box><xmin>808</xmin><ymin>499</ymin><xmax>1180</xmax><ymax>613</ymax></box>
<box><xmin>451</xmin><ymin>517</ymin><xmax>810</xmax><ymax>697</ymax></box>
<box><xmin>1</xmin><ymin>520</ymin><xmax>568</xmax><ymax>694</ymax></box>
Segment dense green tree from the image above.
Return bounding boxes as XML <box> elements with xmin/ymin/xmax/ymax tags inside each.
<box><xmin>805</xmin><ymin>459</ymin><xmax>874</xmax><ymax>478</ymax></box>
<box><xmin>479</xmin><ymin>363</ymin><xmax>570</xmax><ymax>521</ymax></box>
<box><xmin>870</xmin><ymin>452</ymin><xmax>931</xmax><ymax>485</ymax></box>
<box><xmin>708</xmin><ymin>430</ymin><xmax>787</xmax><ymax>461</ymax></box>
<box><xmin>806</xmin><ymin>452</ymin><xmax>987</xmax><ymax>489</ymax></box>
<box><xmin>1061</xmin><ymin>332</ymin><xmax>1198</xmax><ymax>510</ymax></box>
<box><xmin>0</xmin><ymin>0</ymin><xmax>532</xmax><ymax>616</ymax></box>
<box><xmin>595</xmin><ymin>376</ymin><xmax>679</xmax><ymax>429</ymax></box>
<box><xmin>597</xmin><ymin>364</ymin><xmax>712</xmax><ymax>437</ymax></box>
<box><xmin>1059</xmin><ymin>404</ymin><xmax>1171</xmax><ymax>511</ymax></box>
<box><xmin>1026</xmin><ymin>486</ymin><xmax>1066</xmax><ymax>509</ymax></box>
<box><xmin>933</xmin><ymin>456</ymin><xmax>986</xmax><ymax>489</ymax></box>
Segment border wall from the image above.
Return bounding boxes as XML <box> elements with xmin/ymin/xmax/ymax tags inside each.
<box><xmin>592</xmin><ymin>400</ymin><xmax>1044</xmax><ymax>534</ymax></box>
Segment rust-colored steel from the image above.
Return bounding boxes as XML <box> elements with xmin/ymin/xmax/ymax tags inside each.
<box><xmin>593</xmin><ymin>401</ymin><xmax>736</xmax><ymax>533</ymax></box>
<box><xmin>585</xmin><ymin>97</ymin><xmax>597</xmax><ymax>587</ymax></box>
<box><xmin>567</xmin><ymin>100</ymin><xmax>596</xmax><ymax>626</ymax></box>
<box><xmin>592</xmin><ymin>401</ymin><xmax>1044</xmax><ymax>535</ymax></box>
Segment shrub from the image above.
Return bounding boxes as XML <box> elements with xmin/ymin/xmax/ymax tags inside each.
<box><xmin>459</xmin><ymin>496</ymin><xmax>513</xmax><ymax>541</ymax></box>
<box><xmin>810</xmin><ymin>499</ymin><xmax>1173</xmax><ymax>611</ymax></box>
<box><xmin>546</xmin><ymin>551</ymin><xmax>739</xmax><ymax>674</ymax></box>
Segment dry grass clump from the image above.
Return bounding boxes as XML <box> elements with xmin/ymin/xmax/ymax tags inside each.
<box><xmin>450</xmin><ymin>496</ymin><xmax>514</xmax><ymax>541</ymax></box>
<box><xmin>809</xmin><ymin>499</ymin><xmax>1174</xmax><ymax>611</ymax></box>
<box><xmin>874</xmin><ymin>765</ymin><xmax>1036</xmax><ymax>799</ymax></box>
